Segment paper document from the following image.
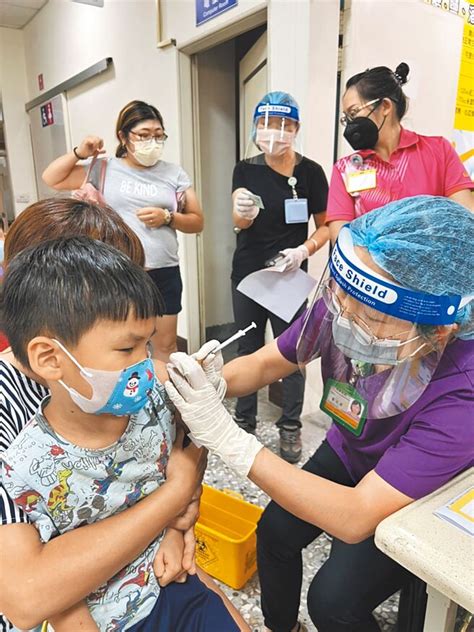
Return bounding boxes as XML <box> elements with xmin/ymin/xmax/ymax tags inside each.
<box><xmin>434</xmin><ymin>486</ymin><xmax>474</xmax><ymax>536</ymax></box>
<box><xmin>237</xmin><ymin>267</ymin><xmax>317</xmax><ymax>322</ymax></box>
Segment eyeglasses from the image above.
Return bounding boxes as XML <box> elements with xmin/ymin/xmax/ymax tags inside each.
<box><xmin>129</xmin><ymin>130</ymin><xmax>168</xmax><ymax>142</ymax></box>
<box><xmin>322</xmin><ymin>280</ymin><xmax>420</xmax><ymax>348</ymax></box>
<box><xmin>339</xmin><ymin>98</ymin><xmax>381</xmax><ymax>127</ymax></box>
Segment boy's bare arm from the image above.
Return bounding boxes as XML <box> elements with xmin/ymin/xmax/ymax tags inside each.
<box><xmin>49</xmin><ymin>601</ymin><xmax>99</xmax><ymax>632</ymax></box>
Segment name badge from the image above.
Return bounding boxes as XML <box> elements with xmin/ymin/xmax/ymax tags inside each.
<box><xmin>320</xmin><ymin>378</ymin><xmax>367</xmax><ymax>436</ymax></box>
<box><xmin>284</xmin><ymin>198</ymin><xmax>308</xmax><ymax>224</ymax></box>
<box><xmin>346</xmin><ymin>169</ymin><xmax>377</xmax><ymax>194</ymax></box>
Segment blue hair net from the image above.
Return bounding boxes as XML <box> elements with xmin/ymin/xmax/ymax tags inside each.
<box><xmin>349</xmin><ymin>195</ymin><xmax>474</xmax><ymax>339</ymax></box>
<box><xmin>251</xmin><ymin>91</ymin><xmax>300</xmax><ymax>141</ymax></box>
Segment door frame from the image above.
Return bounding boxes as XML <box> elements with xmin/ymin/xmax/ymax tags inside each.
<box><xmin>177</xmin><ymin>6</ymin><xmax>267</xmax><ymax>352</ymax></box>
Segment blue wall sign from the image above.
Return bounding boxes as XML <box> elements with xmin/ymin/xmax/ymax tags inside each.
<box><xmin>196</xmin><ymin>0</ymin><xmax>238</xmax><ymax>27</ymax></box>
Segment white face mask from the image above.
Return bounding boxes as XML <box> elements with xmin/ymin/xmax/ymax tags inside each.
<box><xmin>256</xmin><ymin>129</ymin><xmax>295</xmax><ymax>156</ymax></box>
<box><xmin>131</xmin><ymin>139</ymin><xmax>164</xmax><ymax>167</ymax></box>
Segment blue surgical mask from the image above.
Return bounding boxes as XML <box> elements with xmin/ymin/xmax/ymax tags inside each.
<box><xmin>54</xmin><ymin>339</ymin><xmax>156</xmax><ymax>415</ymax></box>
<box><xmin>332</xmin><ymin>317</ymin><xmax>401</xmax><ymax>366</ymax></box>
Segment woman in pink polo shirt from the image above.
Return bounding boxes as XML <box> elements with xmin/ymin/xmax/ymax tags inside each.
<box><xmin>327</xmin><ymin>63</ymin><xmax>474</xmax><ymax>241</ymax></box>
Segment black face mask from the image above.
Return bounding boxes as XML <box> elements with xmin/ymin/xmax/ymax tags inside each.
<box><xmin>343</xmin><ymin>116</ymin><xmax>380</xmax><ymax>150</ymax></box>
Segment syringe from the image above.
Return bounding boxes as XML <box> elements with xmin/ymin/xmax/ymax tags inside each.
<box><xmin>213</xmin><ymin>321</ymin><xmax>257</xmax><ymax>352</ymax></box>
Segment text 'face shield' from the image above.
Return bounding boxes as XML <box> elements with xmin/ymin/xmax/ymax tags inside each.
<box><xmin>245</xmin><ymin>102</ymin><xmax>301</xmax><ymax>163</ymax></box>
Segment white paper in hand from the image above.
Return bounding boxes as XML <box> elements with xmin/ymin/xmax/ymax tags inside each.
<box><xmin>237</xmin><ymin>268</ymin><xmax>317</xmax><ymax>322</ymax></box>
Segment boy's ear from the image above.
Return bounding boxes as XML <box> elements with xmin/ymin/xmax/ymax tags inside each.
<box><xmin>27</xmin><ymin>337</ymin><xmax>64</xmax><ymax>382</ymax></box>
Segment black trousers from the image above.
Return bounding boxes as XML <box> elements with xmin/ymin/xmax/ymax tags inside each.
<box><xmin>231</xmin><ymin>282</ymin><xmax>305</xmax><ymax>429</ymax></box>
<box><xmin>257</xmin><ymin>440</ymin><xmax>414</xmax><ymax>632</ymax></box>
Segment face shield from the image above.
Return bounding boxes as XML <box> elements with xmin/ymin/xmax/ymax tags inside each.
<box><xmin>244</xmin><ymin>102</ymin><xmax>302</xmax><ymax>165</ymax></box>
<box><xmin>296</xmin><ymin>226</ymin><xmax>466</xmax><ymax>421</ymax></box>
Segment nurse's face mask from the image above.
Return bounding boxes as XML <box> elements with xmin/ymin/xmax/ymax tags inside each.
<box><xmin>255</xmin><ymin>123</ymin><xmax>296</xmax><ymax>156</ymax></box>
<box><xmin>296</xmin><ymin>226</ymin><xmax>464</xmax><ymax>419</ymax></box>
<box><xmin>340</xmin><ymin>98</ymin><xmax>385</xmax><ymax>150</ymax></box>
<box><xmin>245</xmin><ymin>101</ymin><xmax>300</xmax><ymax>162</ymax></box>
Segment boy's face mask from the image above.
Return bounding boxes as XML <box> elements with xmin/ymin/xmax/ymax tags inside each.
<box><xmin>54</xmin><ymin>339</ymin><xmax>156</xmax><ymax>415</ymax></box>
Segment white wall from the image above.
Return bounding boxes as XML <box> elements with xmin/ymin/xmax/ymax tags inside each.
<box><xmin>0</xmin><ymin>27</ymin><xmax>37</xmax><ymax>216</ymax></box>
<box><xmin>23</xmin><ymin>0</ymin><xmax>182</xmax><ymax>168</ymax></box>
<box><xmin>340</xmin><ymin>0</ymin><xmax>463</xmax><ymax>149</ymax></box>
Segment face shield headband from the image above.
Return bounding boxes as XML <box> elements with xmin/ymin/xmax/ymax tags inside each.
<box><xmin>296</xmin><ymin>226</ymin><xmax>468</xmax><ymax>419</ymax></box>
<box><xmin>251</xmin><ymin>103</ymin><xmax>300</xmax><ymax>156</ymax></box>
<box><xmin>330</xmin><ymin>226</ymin><xmax>463</xmax><ymax>325</ymax></box>
<box><xmin>253</xmin><ymin>103</ymin><xmax>300</xmax><ymax>125</ymax></box>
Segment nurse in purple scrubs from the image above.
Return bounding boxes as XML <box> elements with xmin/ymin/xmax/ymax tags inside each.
<box><xmin>165</xmin><ymin>195</ymin><xmax>474</xmax><ymax>632</ymax></box>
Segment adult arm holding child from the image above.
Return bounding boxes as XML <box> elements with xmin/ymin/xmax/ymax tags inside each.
<box><xmin>0</xmin><ymin>434</ymin><xmax>206</xmax><ymax>629</ymax></box>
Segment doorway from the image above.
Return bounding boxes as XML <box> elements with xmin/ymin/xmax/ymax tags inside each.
<box><xmin>193</xmin><ymin>25</ymin><xmax>267</xmax><ymax>351</ymax></box>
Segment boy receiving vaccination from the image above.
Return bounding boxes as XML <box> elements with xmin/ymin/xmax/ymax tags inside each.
<box><xmin>0</xmin><ymin>237</ymin><xmax>241</xmax><ymax>632</ymax></box>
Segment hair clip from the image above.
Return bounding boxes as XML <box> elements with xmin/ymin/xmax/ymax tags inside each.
<box><xmin>393</xmin><ymin>72</ymin><xmax>403</xmax><ymax>85</ymax></box>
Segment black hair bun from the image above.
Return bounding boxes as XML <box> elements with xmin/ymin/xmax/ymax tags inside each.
<box><xmin>394</xmin><ymin>63</ymin><xmax>409</xmax><ymax>85</ymax></box>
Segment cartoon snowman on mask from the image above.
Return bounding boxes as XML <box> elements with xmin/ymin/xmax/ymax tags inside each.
<box><xmin>124</xmin><ymin>371</ymin><xmax>141</xmax><ymax>398</ymax></box>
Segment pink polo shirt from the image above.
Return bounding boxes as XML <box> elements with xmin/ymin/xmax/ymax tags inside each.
<box><xmin>326</xmin><ymin>128</ymin><xmax>473</xmax><ymax>222</ymax></box>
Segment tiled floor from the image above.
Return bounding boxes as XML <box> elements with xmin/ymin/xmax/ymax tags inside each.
<box><xmin>203</xmin><ymin>389</ymin><xmax>399</xmax><ymax>631</ymax></box>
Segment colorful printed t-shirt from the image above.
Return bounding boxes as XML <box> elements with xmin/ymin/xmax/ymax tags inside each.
<box><xmin>276</xmin><ymin>308</ymin><xmax>474</xmax><ymax>500</ymax></box>
<box><xmin>326</xmin><ymin>128</ymin><xmax>474</xmax><ymax>222</ymax></box>
<box><xmin>1</xmin><ymin>382</ymin><xmax>175</xmax><ymax>632</ymax></box>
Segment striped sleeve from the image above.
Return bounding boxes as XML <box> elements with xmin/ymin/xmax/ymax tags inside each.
<box><xmin>0</xmin><ymin>360</ymin><xmax>48</xmax><ymax>454</ymax></box>
<box><xmin>0</xmin><ymin>483</ymin><xmax>28</xmax><ymax>525</ymax></box>
<box><xmin>0</xmin><ymin>610</ymin><xmax>12</xmax><ymax>631</ymax></box>
<box><xmin>1</xmin><ymin>359</ymin><xmax>47</xmax><ymax>526</ymax></box>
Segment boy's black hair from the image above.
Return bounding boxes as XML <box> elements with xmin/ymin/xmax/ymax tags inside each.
<box><xmin>0</xmin><ymin>236</ymin><xmax>164</xmax><ymax>368</ymax></box>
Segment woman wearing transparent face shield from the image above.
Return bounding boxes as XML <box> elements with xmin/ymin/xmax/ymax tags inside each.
<box><xmin>165</xmin><ymin>195</ymin><xmax>474</xmax><ymax>632</ymax></box>
<box><xmin>326</xmin><ymin>62</ymin><xmax>474</xmax><ymax>243</ymax></box>
<box><xmin>43</xmin><ymin>100</ymin><xmax>204</xmax><ymax>362</ymax></box>
<box><xmin>230</xmin><ymin>91</ymin><xmax>329</xmax><ymax>463</ymax></box>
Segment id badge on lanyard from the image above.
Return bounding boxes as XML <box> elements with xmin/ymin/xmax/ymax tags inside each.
<box><xmin>285</xmin><ymin>176</ymin><xmax>308</xmax><ymax>224</ymax></box>
<box><xmin>320</xmin><ymin>378</ymin><xmax>368</xmax><ymax>436</ymax></box>
<box><xmin>344</xmin><ymin>154</ymin><xmax>377</xmax><ymax>195</ymax></box>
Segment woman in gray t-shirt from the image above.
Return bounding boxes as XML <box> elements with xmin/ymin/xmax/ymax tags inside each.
<box><xmin>43</xmin><ymin>100</ymin><xmax>204</xmax><ymax>361</ymax></box>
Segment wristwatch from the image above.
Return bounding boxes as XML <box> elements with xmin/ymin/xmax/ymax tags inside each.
<box><xmin>163</xmin><ymin>209</ymin><xmax>172</xmax><ymax>225</ymax></box>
